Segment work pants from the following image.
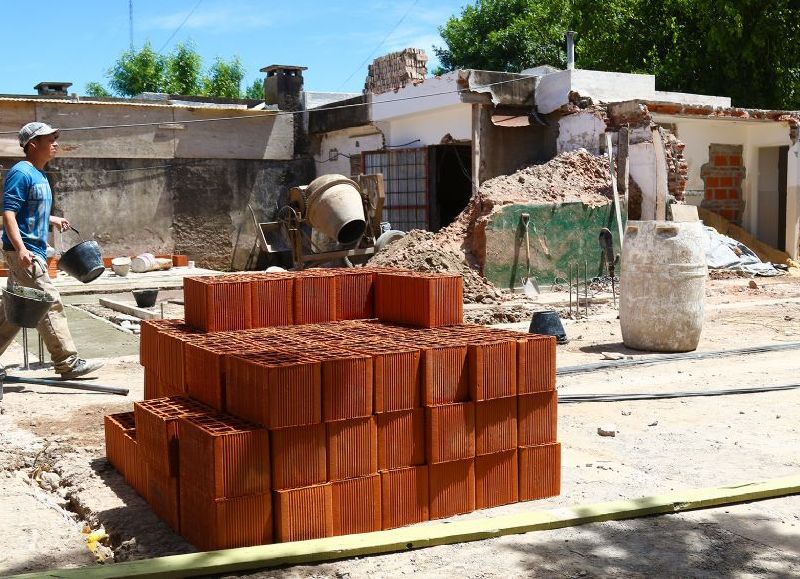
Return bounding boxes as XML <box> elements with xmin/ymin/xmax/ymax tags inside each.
<box><xmin>0</xmin><ymin>251</ymin><xmax>78</xmax><ymax>373</ymax></box>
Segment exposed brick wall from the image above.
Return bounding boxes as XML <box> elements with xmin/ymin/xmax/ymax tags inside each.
<box><xmin>661</xmin><ymin>129</ymin><xmax>688</xmax><ymax>202</ymax></box>
<box><xmin>700</xmin><ymin>144</ymin><xmax>746</xmax><ymax>223</ymax></box>
<box><xmin>364</xmin><ymin>49</ymin><xmax>428</xmax><ymax>95</ymax></box>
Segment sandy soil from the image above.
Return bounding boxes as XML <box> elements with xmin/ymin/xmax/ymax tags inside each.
<box><xmin>1</xmin><ymin>276</ymin><xmax>799</xmax><ymax>577</ymax></box>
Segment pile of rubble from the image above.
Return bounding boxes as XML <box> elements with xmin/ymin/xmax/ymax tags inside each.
<box><xmin>371</xmin><ymin>150</ymin><xmax>614</xmax><ymax>301</ymax></box>
<box><xmin>365</xmin><ymin>49</ymin><xmax>428</xmax><ymax>95</ymax></box>
<box><xmin>369</xmin><ymin>230</ymin><xmax>503</xmax><ymax>304</ymax></box>
<box><xmin>438</xmin><ymin>149</ymin><xmax>613</xmax><ymax>264</ymax></box>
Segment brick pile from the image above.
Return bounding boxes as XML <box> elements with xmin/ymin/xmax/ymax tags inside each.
<box><xmin>364</xmin><ymin>48</ymin><xmax>428</xmax><ymax>95</ymax></box>
<box><xmin>105</xmin><ymin>267</ymin><xmax>560</xmax><ymax>550</ymax></box>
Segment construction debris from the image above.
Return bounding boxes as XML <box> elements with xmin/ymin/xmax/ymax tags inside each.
<box><xmin>438</xmin><ymin>149</ymin><xmax>614</xmax><ymax>267</ymax></box>
<box><xmin>369</xmin><ymin>230</ymin><xmax>503</xmax><ymax>304</ymax></box>
<box><xmin>365</xmin><ymin>49</ymin><xmax>428</xmax><ymax>95</ymax></box>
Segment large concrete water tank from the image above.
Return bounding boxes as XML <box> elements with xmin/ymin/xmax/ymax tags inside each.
<box><xmin>620</xmin><ymin>220</ymin><xmax>707</xmax><ymax>352</ymax></box>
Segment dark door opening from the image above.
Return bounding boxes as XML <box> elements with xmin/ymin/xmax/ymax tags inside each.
<box><xmin>428</xmin><ymin>144</ymin><xmax>472</xmax><ymax>231</ymax></box>
<box><xmin>778</xmin><ymin>145</ymin><xmax>788</xmax><ymax>251</ymax></box>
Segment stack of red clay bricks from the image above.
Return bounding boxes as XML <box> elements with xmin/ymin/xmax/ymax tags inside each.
<box><xmin>104</xmin><ymin>267</ymin><xmax>560</xmax><ymax>551</ymax></box>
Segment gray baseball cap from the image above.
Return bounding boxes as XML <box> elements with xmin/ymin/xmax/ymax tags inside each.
<box><xmin>18</xmin><ymin>122</ymin><xmax>59</xmax><ymax>148</ymax></box>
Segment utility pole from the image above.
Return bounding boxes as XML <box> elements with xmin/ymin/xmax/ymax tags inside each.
<box><xmin>129</xmin><ymin>0</ymin><xmax>134</xmax><ymax>51</ymax></box>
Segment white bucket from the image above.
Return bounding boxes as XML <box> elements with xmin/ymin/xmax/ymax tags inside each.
<box><xmin>131</xmin><ymin>253</ymin><xmax>158</xmax><ymax>273</ymax></box>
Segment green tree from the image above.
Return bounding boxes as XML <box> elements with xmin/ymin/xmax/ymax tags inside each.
<box><xmin>85</xmin><ymin>81</ymin><xmax>111</xmax><ymax>97</ymax></box>
<box><xmin>165</xmin><ymin>42</ymin><xmax>202</xmax><ymax>95</ymax></box>
<box><xmin>434</xmin><ymin>0</ymin><xmax>800</xmax><ymax>109</ymax></box>
<box><xmin>203</xmin><ymin>56</ymin><xmax>245</xmax><ymax>98</ymax></box>
<box><xmin>108</xmin><ymin>41</ymin><xmax>167</xmax><ymax>96</ymax></box>
<box><xmin>244</xmin><ymin>78</ymin><xmax>265</xmax><ymax>100</ymax></box>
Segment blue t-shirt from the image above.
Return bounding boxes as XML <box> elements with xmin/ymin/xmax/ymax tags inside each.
<box><xmin>2</xmin><ymin>161</ymin><xmax>52</xmax><ymax>261</ymax></box>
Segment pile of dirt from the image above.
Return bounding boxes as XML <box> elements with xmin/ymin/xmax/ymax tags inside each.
<box><xmin>437</xmin><ymin>149</ymin><xmax>613</xmax><ymax>262</ymax></box>
<box><xmin>369</xmin><ymin>230</ymin><xmax>503</xmax><ymax>304</ymax></box>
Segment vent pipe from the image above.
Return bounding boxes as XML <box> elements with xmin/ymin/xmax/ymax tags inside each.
<box><xmin>566</xmin><ymin>31</ymin><xmax>575</xmax><ymax>70</ymax></box>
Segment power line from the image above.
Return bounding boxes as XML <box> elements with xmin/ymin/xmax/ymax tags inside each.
<box><xmin>157</xmin><ymin>0</ymin><xmax>203</xmax><ymax>53</ymax></box>
<box><xmin>335</xmin><ymin>0</ymin><xmax>420</xmax><ymax>91</ymax></box>
<box><xmin>0</xmin><ymin>75</ymin><xmax>532</xmax><ymax>136</ymax></box>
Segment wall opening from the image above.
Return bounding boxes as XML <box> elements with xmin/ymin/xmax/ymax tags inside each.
<box><xmin>756</xmin><ymin>146</ymin><xmax>789</xmax><ymax>250</ymax></box>
<box><xmin>428</xmin><ymin>144</ymin><xmax>472</xmax><ymax>231</ymax></box>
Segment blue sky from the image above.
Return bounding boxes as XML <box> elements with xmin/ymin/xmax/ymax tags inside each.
<box><xmin>1</xmin><ymin>0</ymin><xmax>468</xmax><ymax>96</ymax></box>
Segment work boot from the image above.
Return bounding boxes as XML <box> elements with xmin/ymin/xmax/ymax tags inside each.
<box><xmin>58</xmin><ymin>358</ymin><xmax>104</xmax><ymax>380</ymax></box>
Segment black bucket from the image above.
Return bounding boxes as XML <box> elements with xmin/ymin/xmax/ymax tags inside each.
<box><xmin>132</xmin><ymin>289</ymin><xmax>159</xmax><ymax>308</ymax></box>
<box><xmin>2</xmin><ymin>285</ymin><xmax>55</xmax><ymax>328</ymax></box>
<box><xmin>529</xmin><ymin>309</ymin><xmax>568</xmax><ymax>344</ymax></box>
<box><xmin>58</xmin><ymin>228</ymin><xmax>104</xmax><ymax>284</ymax></box>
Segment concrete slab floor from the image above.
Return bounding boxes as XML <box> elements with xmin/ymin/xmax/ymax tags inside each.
<box><xmin>11</xmin><ymin>296</ymin><xmax>140</xmax><ymax>366</ymax></box>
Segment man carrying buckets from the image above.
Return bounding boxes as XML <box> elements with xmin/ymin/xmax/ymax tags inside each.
<box><xmin>0</xmin><ymin>122</ymin><xmax>103</xmax><ymax>380</ymax></box>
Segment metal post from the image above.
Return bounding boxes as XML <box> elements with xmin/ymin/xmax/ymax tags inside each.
<box><xmin>568</xmin><ymin>264</ymin><xmax>573</xmax><ymax>318</ymax></box>
<box><xmin>566</xmin><ymin>31</ymin><xmax>576</xmax><ymax>70</ymax></box>
<box><xmin>584</xmin><ymin>259</ymin><xmax>589</xmax><ymax>319</ymax></box>
<box><xmin>38</xmin><ymin>332</ymin><xmax>44</xmax><ymax>366</ymax></box>
<box><xmin>22</xmin><ymin>328</ymin><xmax>29</xmax><ymax>370</ymax></box>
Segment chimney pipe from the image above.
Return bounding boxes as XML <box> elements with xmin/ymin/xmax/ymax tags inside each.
<box><xmin>566</xmin><ymin>31</ymin><xmax>575</xmax><ymax>70</ymax></box>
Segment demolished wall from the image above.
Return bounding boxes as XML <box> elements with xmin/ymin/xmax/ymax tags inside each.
<box><xmin>46</xmin><ymin>157</ymin><xmax>314</xmax><ymax>270</ymax></box>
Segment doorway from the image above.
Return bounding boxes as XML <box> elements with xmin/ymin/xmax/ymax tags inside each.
<box><xmin>757</xmin><ymin>146</ymin><xmax>788</xmax><ymax>250</ymax></box>
<box><xmin>428</xmin><ymin>144</ymin><xmax>472</xmax><ymax>231</ymax></box>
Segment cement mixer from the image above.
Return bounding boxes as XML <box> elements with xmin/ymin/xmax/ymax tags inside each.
<box><xmin>253</xmin><ymin>173</ymin><xmax>404</xmax><ymax>269</ymax></box>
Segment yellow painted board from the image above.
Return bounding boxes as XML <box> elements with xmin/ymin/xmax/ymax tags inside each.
<box><xmin>15</xmin><ymin>475</ymin><xmax>800</xmax><ymax>579</ymax></box>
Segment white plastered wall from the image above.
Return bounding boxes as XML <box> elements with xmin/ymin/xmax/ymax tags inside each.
<box><xmin>314</xmin><ymin>126</ymin><xmax>384</xmax><ymax>176</ymax></box>
<box><xmin>374</xmin><ymin>104</ymin><xmax>472</xmax><ymax>148</ymax></box>
<box><xmin>787</xmin><ymin>142</ymin><xmax>800</xmax><ymax>259</ymax></box>
<box><xmin>654</xmin><ymin>116</ymin><xmax>794</xmax><ymax>254</ymax></box>
<box><xmin>557</xmin><ymin>112</ymin><xmax>606</xmax><ymax>154</ymax></box>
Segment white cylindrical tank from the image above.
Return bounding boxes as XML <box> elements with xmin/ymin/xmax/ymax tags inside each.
<box><xmin>620</xmin><ymin>220</ymin><xmax>707</xmax><ymax>352</ymax></box>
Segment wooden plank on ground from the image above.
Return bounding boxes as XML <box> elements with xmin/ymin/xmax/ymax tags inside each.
<box><xmin>14</xmin><ymin>475</ymin><xmax>800</xmax><ymax>579</ymax></box>
<box><xmin>98</xmin><ymin>297</ymin><xmax>161</xmax><ymax>320</ymax></box>
<box><xmin>605</xmin><ymin>132</ymin><xmax>625</xmax><ymax>246</ymax></box>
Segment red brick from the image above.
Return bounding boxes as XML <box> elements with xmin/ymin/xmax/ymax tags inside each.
<box><xmin>376</xmin><ymin>409</ymin><xmax>426</xmax><ymax>470</ymax></box>
<box><xmin>134</xmin><ymin>397</ymin><xmax>212</xmax><ymax>477</ymax></box>
<box><xmin>180</xmin><ymin>484</ymin><xmax>272</xmax><ymax>550</ymax></box>
<box><xmin>380</xmin><ymin>466</ymin><xmax>429</xmax><ymax>530</ymax></box>
<box><xmin>270</xmin><ymin>423</ymin><xmax>327</xmax><ymax>490</ymax></box>
<box><xmin>147</xmin><ymin>464</ymin><xmax>180</xmax><ymax>532</ymax></box>
<box><xmin>177</xmin><ymin>413</ymin><xmax>270</xmax><ymax>499</ymax></box>
<box><xmin>331</xmin><ymin>474</ymin><xmax>382</xmax><ymax>536</ymax></box>
<box><xmin>326</xmin><ymin>417</ymin><xmax>378</xmax><ymax>481</ymax></box>
<box><xmin>475</xmin><ymin>450</ymin><xmax>518</xmax><ymax>509</ymax></box>
<box><xmin>426</xmin><ymin>403</ymin><xmax>475</xmax><ymax>464</ymax></box>
<box><xmin>518</xmin><ymin>391</ymin><xmax>558</xmax><ymax>446</ymax></box>
<box><xmin>429</xmin><ymin>459</ymin><xmax>475</xmax><ymax>520</ymax></box>
<box><xmin>273</xmin><ymin>484</ymin><xmax>333</xmax><ymax>542</ymax></box>
<box><xmin>225</xmin><ymin>351</ymin><xmax>321</xmax><ymax>429</ymax></box>
<box><xmin>519</xmin><ymin>442</ymin><xmax>561</xmax><ymax>501</ymax></box>
<box><xmin>468</xmin><ymin>340</ymin><xmax>517</xmax><ymax>400</ymax></box>
<box><xmin>517</xmin><ymin>335</ymin><xmax>556</xmax><ymax>394</ymax></box>
<box><xmin>475</xmin><ymin>398</ymin><xmax>518</xmax><ymax>455</ymax></box>
<box><xmin>421</xmin><ymin>344</ymin><xmax>469</xmax><ymax>406</ymax></box>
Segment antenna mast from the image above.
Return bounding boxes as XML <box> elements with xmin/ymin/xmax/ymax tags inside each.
<box><xmin>129</xmin><ymin>0</ymin><xmax>134</xmax><ymax>51</ymax></box>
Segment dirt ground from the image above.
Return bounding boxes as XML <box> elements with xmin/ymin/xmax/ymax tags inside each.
<box><xmin>1</xmin><ymin>275</ymin><xmax>799</xmax><ymax>577</ymax></box>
